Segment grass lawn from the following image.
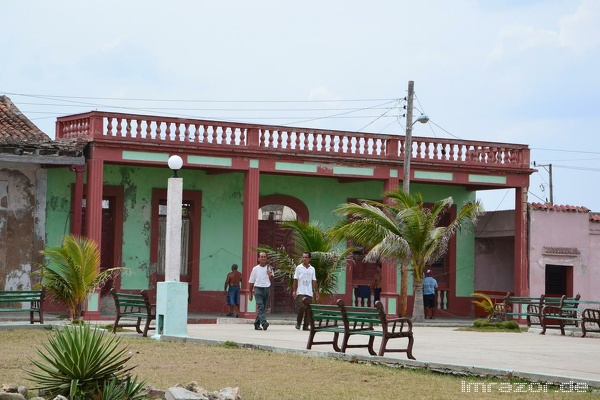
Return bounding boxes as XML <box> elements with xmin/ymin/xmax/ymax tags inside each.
<box><xmin>0</xmin><ymin>327</ymin><xmax>595</xmax><ymax>399</ymax></box>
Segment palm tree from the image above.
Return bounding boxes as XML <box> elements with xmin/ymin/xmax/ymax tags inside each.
<box><xmin>256</xmin><ymin>220</ymin><xmax>353</xmax><ymax>301</ymax></box>
<box><xmin>330</xmin><ymin>190</ymin><xmax>483</xmax><ymax>321</ymax></box>
<box><xmin>38</xmin><ymin>234</ymin><xmax>123</xmax><ymax>322</ymax></box>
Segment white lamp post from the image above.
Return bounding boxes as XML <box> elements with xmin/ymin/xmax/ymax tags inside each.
<box><xmin>153</xmin><ymin>154</ymin><xmax>188</xmax><ymax>338</ymax></box>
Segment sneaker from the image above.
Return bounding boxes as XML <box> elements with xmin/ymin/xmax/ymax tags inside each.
<box><xmin>303</xmin><ymin>326</ymin><xmax>310</xmax><ymax>331</ymax></box>
<box><xmin>295</xmin><ymin>324</ymin><xmax>300</xmax><ymax>330</ymax></box>
<box><xmin>262</xmin><ymin>322</ymin><xmax>270</xmax><ymax>331</ymax></box>
<box><xmin>254</xmin><ymin>322</ymin><xmax>262</xmax><ymax>330</ymax></box>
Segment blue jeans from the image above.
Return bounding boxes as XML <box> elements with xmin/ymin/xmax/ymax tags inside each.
<box><xmin>254</xmin><ymin>287</ymin><xmax>270</xmax><ymax>326</ymax></box>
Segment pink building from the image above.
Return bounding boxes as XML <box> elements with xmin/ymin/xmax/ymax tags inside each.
<box><xmin>475</xmin><ymin>203</ymin><xmax>600</xmax><ymax>302</ymax></box>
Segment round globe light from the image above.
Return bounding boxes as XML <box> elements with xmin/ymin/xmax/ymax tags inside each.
<box><xmin>168</xmin><ymin>155</ymin><xmax>183</xmax><ymax>171</ymax></box>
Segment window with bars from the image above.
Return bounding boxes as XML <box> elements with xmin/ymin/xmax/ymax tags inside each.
<box><xmin>157</xmin><ymin>203</ymin><xmax>190</xmax><ymax>276</ymax></box>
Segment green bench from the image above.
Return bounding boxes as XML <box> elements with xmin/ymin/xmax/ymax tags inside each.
<box><xmin>305</xmin><ymin>298</ymin><xmax>415</xmax><ymax>359</ymax></box>
<box><xmin>110</xmin><ymin>289</ymin><xmax>156</xmax><ymax>337</ymax></box>
<box><xmin>542</xmin><ymin>299</ymin><xmax>600</xmax><ymax>337</ymax></box>
<box><xmin>501</xmin><ymin>293</ymin><xmax>580</xmax><ymax>327</ymax></box>
<box><xmin>0</xmin><ymin>287</ymin><xmax>45</xmax><ymax>324</ymax></box>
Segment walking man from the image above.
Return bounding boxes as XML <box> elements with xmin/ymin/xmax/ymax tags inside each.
<box><xmin>292</xmin><ymin>252</ymin><xmax>318</xmax><ymax>331</ymax></box>
<box><xmin>224</xmin><ymin>264</ymin><xmax>243</xmax><ymax>317</ymax></box>
<box><xmin>248</xmin><ymin>252</ymin><xmax>274</xmax><ymax>330</ymax></box>
<box><xmin>423</xmin><ymin>269</ymin><xmax>438</xmax><ymax>319</ymax></box>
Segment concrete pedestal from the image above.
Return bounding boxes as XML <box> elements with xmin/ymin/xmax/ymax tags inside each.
<box><xmin>153</xmin><ymin>281</ymin><xmax>188</xmax><ymax>339</ymax></box>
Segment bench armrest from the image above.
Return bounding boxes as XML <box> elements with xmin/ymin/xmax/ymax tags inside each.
<box><xmin>387</xmin><ymin>317</ymin><xmax>413</xmax><ymax>333</ymax></box>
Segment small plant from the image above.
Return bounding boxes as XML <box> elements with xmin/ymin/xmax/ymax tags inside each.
<box><xmin>37</xmin><ymin>235</ymin><xmax>123</xmax><ymax>322</ymax></box>
<box><xmin>222</xmin><ymin>340</ymin><xmax>238</xmax><ymax>349</ymax></box>
<box><xmin>471</xmin><ymin>318</ymin><xmax>521</xmax><ymax>331</ymax></box>
<box><xmin>26</xmin><ymin>323</ymin><xmax>147</xmax><ymax>400</ymax></box>
<box><xmin>471</xmin><ymin>292</ymin><xmax>495</xmax><ymax>320</ymax></box>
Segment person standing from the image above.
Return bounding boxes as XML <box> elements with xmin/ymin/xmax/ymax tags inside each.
<box><xmin>224</xmin><ymin>264</ymin><xmax>243</xmax><ymax>317</ymax></box>
<box><xmin>248</xmin><ymin>252</ymin><xmax>274</xmax><ymax>331</ymax></box>
<box><xmin>292</xmin><ymin>252</ymin><xmax>318</xmax><ymax>331</ymax></box>
<box><xmin>423</xmin><ymin>269</ymin><xmax>438</xmax><ymax>319</ymax></box>
<box><xmin>372</xmin><ymin>264</ymin><xmax>382</xmax><ymax>303</ymax></box>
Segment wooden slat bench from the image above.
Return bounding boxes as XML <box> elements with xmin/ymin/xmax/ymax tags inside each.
<box><xmin>304</xmin><ymin>302</ymin><xmax>345</xmax><ymax>352</ymax></box>
<box><xmin>0</xmin><ymin>287</ymin><xmax>45</xmax><ymax>324</ymax></box>
<box><xmin>540</xmin><ymin>296</ymin><xmax>581</xmax><ymax>335</ymax></box>
<box><xmin>541</xmin><ymin>299</ymin><xmax>600</xmax><ymax>337</ymax></box>
<box><xmin>110</xmin><ymin>289</ymin><xmax>156</xmax><ymax>337</ymax></box>
<box><xmin>581</xmin><ymin>305</ymin><xmax>600</xmax><ymax>338</ymax></box>
<box><xmin>305</xmin><ymin>298</ymin><xmax>415</xmax><ymax>359</ymax></box>
<box><xmin>501</xmin><ymin>293</ymin><xmax>580</xmax><ymax>327</ymax></box>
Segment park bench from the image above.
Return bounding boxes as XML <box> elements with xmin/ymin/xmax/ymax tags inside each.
<box><xmin>305</xmin><ymin>298</ymin><xmax>415</xmax><ymax>359</ymax></box>
<box><xmin>580</xmin><ymin>303</ymin><xmax>600</xmax><ymax>338</ymax></box>
<box><xmin>110</xmin><ymin>289</ymin><xmax>156</xmax><ymax>337</ymax></box>
<box><xmin>0</xmin><ymin>287</ymin><xmax>45</xmax><ymax>324</ymax></box>
<box><xmin>541</xmin><ymin>299</ymin><xmax>600</xmax><ymax>337</ymax></box>
<box><xmin>501</xmin><ymin>293</ymin><xmax>580</xmax><ymax>327</ymax></box>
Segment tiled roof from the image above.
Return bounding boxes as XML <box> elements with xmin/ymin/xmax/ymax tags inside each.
<box><xmin>0</xmin><ymin>95</ymin><xmax>51</xmax><ymax>144</ymax></box>
<box><xmin>529</xmin><ymin>202</ymin><xmax>590</xmax><ymax>213</ymax></box>
<box><xmin>590</xmin><ymin>214</ymin><xmax>600</xmax><ymax>223</ymax></box>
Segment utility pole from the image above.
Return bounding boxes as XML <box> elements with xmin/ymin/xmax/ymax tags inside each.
<box><xmin>403</xmin><ymin>81</ymin><xmax>415</xmax><ymax>193</ymax></box>
<box><xmin>533</xmin><ymin>162</ymin><xmax>554</xmax><ymax>205</ymax></box>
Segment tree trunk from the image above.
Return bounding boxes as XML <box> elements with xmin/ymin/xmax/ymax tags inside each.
<box><xmin>399</xmin><ymin>258</ymin><xmax>409</xmax><ymax>317</ymax></box>
<box><xmin>412</xmin><ymin>281</ymin><xmax>425</xmax><ymax>322</ymax></box>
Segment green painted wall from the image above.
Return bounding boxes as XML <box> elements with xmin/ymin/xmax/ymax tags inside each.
<box><xmin>45</xmin><ymin>167</ymin><xmax>75</xmax><ymax>247</ymax></box>
<box><xmin>44</xmin><ymin>165</ymin><xmax>478</xmax><ymax>298</ymax></box>
<box><xmin>104</xmin><ymin>166</ymin><xmax>244</xmax><ymax>291</ymax></box>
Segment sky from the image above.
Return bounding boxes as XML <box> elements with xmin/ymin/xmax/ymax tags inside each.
<box><xmin>2</xmin><ymin>0</ymin><xmax>599</xmax><ymax>212</ymax></box>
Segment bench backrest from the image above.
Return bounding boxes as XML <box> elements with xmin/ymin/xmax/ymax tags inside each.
<box><xmin>0</xmin><ymin>287</ymin><xmax>45</xmax><ymax>308</ymax></box>
<box><xmin>111</xmin><ymin>289</ymin><xmax>152</xmax><ymax>312</ymax></box>
<box><xmin>337</xmin><ymin>299</ymin><xmax>380</xmax><ymax>329</ymax></box>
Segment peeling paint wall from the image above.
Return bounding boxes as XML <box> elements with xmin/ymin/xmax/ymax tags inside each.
<box><xmin>0</xmin><ymin>162</ymin><xmax>46</xmax><ymax>292</ymax></box>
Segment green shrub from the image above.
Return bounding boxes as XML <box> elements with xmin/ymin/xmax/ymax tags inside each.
<box><xmin>471</xmin><ymin>318</ymin><xmax>521</xmax><ymax>331</ymax></box>
<box><xmin>26</xmin><ymin>323</ymin><xmax>146</xmax><ymax>400</ymax></box>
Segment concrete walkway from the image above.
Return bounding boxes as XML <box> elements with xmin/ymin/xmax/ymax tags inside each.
<box><xmin>160</xmin><ymin>318</ymin><xmax>600</xmax><ymax>389</ymax></box>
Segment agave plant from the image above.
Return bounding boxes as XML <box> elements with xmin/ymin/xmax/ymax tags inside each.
<box><xmin>38</xmin><ymin>234</ymin><xmax>123</xmax><ymax>322</ymax></box>
<box><xmin>26</xmin><ymin>323</ymin><xmax>147</xmax><ymax>400</ymax></box>
<box><xmin>256</xmin><ymin>220</ymin><xmax>353</xmax><ymax>301</ymax></box>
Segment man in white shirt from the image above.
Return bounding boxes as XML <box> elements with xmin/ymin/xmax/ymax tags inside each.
<box><xmin>292</xmin><ymin>252</ymin><xmax>319</xmax><ymax>330</ymax></box>
<box><xmin>248</xmin><ymin>252</ymin><xmax>274</xmax><ymax>330</ymax></box>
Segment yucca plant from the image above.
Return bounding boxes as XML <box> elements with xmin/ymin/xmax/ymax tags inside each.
<box><xmin>38</xmin><ymin>234</ymin><xmax>123</xmax><ymax>322</ymax></box>
<box><xmin>26</xmin><ymin>323</ymin><xmax>147</xmax><ymax>400</ymax></box>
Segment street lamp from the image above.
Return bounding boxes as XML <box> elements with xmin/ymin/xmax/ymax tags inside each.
<box><xmin>154</xmin><ymin>154</ymin><xmax>188</xmax><ymax>338</ymax></box>
<box><xmin>168</xmin><ymin>155</ymin><xmax>183</xmax><ymax>177</ymax></box>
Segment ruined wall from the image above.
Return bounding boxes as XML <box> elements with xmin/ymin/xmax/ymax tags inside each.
<box><xmin>0</xmin><ymin>162</ymin><xmax>46</xmax><ymax>291</ymax></box>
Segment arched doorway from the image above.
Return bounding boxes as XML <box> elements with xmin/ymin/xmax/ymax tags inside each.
<box><xmin>258</xmin><ymin>195</ymin><xmax>308</xmax><ymax>314</ymax></box>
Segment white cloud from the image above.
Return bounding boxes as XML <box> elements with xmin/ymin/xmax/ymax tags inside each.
<box><xmin>558</xmin><ymin>0</ymin><xmax>600</xmax><ymax>53</ymax></box>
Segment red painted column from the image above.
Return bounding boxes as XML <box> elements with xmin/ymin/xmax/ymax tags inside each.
<box><xmin>514</xmin><ymin>186</ymin><xmax>529</xmax><ymax>297</ymax></box>
<box><xmin>240</xmin><ymin>166</ymin><xmax>260</xmax><ymax>318</ymax></box>
<box><xmin>83</xmin><ymin>155</ymin><xmax>104</xmax><ymax>320</ymax></box>
<box><xmin>380</xmin><ymin>176</ymin><xmax>400</xmax><ymax>315</ymax></box>
<box><xmin>70</xmin><ymin>164</ymin><xmax>85</xmax><ymax>235</ymax></box>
